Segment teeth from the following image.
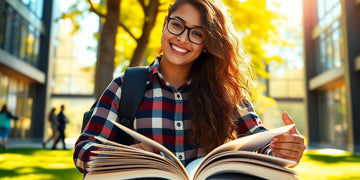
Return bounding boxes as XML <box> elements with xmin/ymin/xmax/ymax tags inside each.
<box><xmin>172</xmin><ymin>44</ymin><xmax>187</xmax><ymax>53</ymax></box>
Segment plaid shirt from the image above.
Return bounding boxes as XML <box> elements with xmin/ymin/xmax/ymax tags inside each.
<box><xmin>73</xmin><ymin>56</ymin><xmax>271</xmax><ymax>173</ymax></box>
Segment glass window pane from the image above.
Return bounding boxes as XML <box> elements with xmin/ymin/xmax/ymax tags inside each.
<box><xmin>269</xmin><ymin>80</ymin><xmax>287</xmax><ymax>97</ymax></box>
<box><xmin>332</xmin><ymin>28</ymin><xmax>342</xmax><ymax>67</ymax></box>
<box><xmin>0</xmin><ymin>2</ymin><xmax>5</xmax><ymax>48</ymax></box>
<box><xmin>32</xmin><ymin>31</ymin><xmax>40</xmax><ymax>66</ymax></box>
<box><xmin>319</xmin><ymin>86</ymin><xmax>348</xmax><ymax>148</ymax></box>
<box><xmin>21</xmin><ymin>0</ymin><xmax>30</xmax><ymax>6</ymax></box>
<box><xmin>8</xmin><ymin>15</ymin><xmax>19</xmax><ymax>55</ymax></box>
<box><xmin>325</xmin><ymin>33</ymin><xmax>333</xmax><ymax>69</ymax></box>
<box><xmin>19</xmin><ymin>23</ymin><xmax>28</xmax><ymax>60</ymax></box>
<box><xmin>36</xmin><ymin>0</ymin><xmax>43</xmax><ymax>18</ymax></box>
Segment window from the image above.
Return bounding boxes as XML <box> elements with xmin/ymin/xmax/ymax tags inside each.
<box><xmin>21</xmin><ymin>0</ymin><xmax>43</xmax><ymax>18</ymax></box>
<box><xmin>315</xmin><ymin>0</ymin><xmax>343</xmax><ymax>73</ymax></box>
<box><xmin>315</xmin><ymin>20</ymin><xmax>343</xmax><ymax>73</ymax></box>
<box><xmin>0</xmin><ymin>2</ymin><xmax>6</xmax><ymax>49</ymax></box>
<box><xmin>32</xmin><ymin>30</ymin><xmax>40</xmax><ymax>66</ymax></box>
<box><xmin>8</xmin><ymin>14</ymin><xmax>21</xmax><ymax>57</ymax></box>
<box><xmin>317</xmin><ymin>0</ymin><xmax>341</xmax><ymax>28</ymax></box>
<box><xmin>26</xmin><ymin>25</ymin><xmax>36</xmax><ymax>65</ymax></box>
<box><xmin>319</xmin><ymin>86</ymin><xmax>348</xmax><ymax>148</ymax></box>
<box><xmin>19</xmin><ymin>22</ymin><xmax>28</xmax><ymax>60</ymax></box>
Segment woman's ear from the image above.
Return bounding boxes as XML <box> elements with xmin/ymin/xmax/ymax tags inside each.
<box><xmin>163</xmin><ymin>16</ymin><xmax>168</xmax><ymax>30</ymax></box>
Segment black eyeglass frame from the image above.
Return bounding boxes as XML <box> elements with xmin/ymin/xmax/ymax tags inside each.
<box><xmin>166</xmin><ymin>16</ymin><xmax>206</xmax><ymax>45</ymax></box>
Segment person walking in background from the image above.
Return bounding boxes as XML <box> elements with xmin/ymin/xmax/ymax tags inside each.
<box><xmin>0</xmin><ymin>104</ymin><xmax>19</xmax><ymax>149</ymax></box>
<box><xmin>42</xmin><ymin>107</ymin><xmax>58</xmax><ymax>149</ymax></box>
<box><xmin>52</xmin><ymin>104</ymin><xmax>69</xmax><ymax>150</ymax></box>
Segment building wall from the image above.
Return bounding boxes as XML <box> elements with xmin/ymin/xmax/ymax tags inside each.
<box><xmin>0</xmin><ymin>0</ymin><xmax>54</xmax><ymax>142</ymax></box>
<box><xmin>303</xmin><ymin>0</ymin><xmax>360</xmax><ymax>154</ymax></box>
<box><xmin>48</xmin><ymin>0</ymin><xmax>98</xmax><ymax>141</ymax></box>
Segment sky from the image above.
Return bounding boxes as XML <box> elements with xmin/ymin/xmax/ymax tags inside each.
<box><xmin>268</xmin><ymin>0</ymin><xmax>303</xmax><ymax>25</ymax></box>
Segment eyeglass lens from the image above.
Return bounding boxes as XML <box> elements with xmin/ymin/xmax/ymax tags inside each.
<box><xmin>167</xmin><ymin>18</ymin><xmax>206</xmax><ymax>44</ymax></box>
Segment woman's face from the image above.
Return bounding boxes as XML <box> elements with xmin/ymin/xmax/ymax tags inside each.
<box><xmin>161</xmin><ymin>3</ymin><xmax>205</xmax><ymax>68</ymax></box>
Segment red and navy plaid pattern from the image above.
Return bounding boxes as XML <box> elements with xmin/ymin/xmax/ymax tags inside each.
<box><xmin>73</xmin><ymin>56</ymin><xmax>271</xmax><ymax>173</ymax></box>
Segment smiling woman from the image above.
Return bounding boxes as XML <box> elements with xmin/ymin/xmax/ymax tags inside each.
<box><xmin>73</xmin><ymin>0</ymin><xmax>306</xmax><ymax>177</ymax></box>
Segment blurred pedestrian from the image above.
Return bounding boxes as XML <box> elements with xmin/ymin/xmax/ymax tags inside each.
<box><xmin>0</xmin><ymin>104</ymin><xmax>19</xmax><ymax>149</ymax></box>
<box><xmin>42</xmin><ymin>107</ymin><xmax>58</xmax><ymax>149</ymax></box>
<box><xmin>52</xmin><ymin>104</ymin><xmax>69</xmax><ymax>150</ymax></box>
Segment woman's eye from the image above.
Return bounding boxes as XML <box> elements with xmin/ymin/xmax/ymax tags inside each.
<box><xmin>171</xmin><ymin>22</ymin><xmax>183</xmax><ymax>29</ymax></box>
<box><xmin>192</xmin><ymin>30</ymin><xmax>204</xmax><ymax>38</ymax></box>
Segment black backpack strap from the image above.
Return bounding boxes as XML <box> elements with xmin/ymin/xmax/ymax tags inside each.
<box><xmin>118</xmin><ymin>66</ymin><xmax>148</xmax><ymax>129</ymax></box>
<box><xmin>81</xmin><ymin>66</ymin><xmax>148</xmax><ymax>134</ymax></box>
<box><xmin>81</xmin><ymin>100</ymin><xmax>98</xmax><ymax>131</ymax></box>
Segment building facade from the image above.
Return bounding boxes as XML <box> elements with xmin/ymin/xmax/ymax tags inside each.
<box><xmin>303</xmin><ymin>0</ymin><xmax>360</xmax><ymax>153</ymax></box>
<box><xmin>0</xmin><ymin>0</ymin><xmax>54</xmax><ymax>142</ymax></box>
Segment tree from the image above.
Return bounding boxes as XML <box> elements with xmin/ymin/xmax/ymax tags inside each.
<box><xmin>62</xmin><ymin>0</ymin><xmax>289</xmax><ymax>107</ymax></box>
<box><xmin>90</xmin><ymin>0</ymin><xmax>120</xmax><ymax>98</ymax></box>
<box><xmin>78</xmin><ymin>0</ymin><xmax>171</xmax><ymax>98</ymax></box>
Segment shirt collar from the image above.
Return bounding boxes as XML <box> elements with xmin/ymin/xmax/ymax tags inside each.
<box><xmin>147</xmin><ymin>55</ymin><xmax>192</xmax><ymax>87</ymax></box>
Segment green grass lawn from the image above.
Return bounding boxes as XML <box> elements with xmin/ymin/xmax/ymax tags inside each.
<box><xmin>0</xmin><ymin>148</ymin><xmax>83</xmax><ymax>180</ymax></box>
<box><xmin>294</xmin><ymin>149</ymin><xmax>360</xmax><ymax>180</ymax></box>
<box><xmin>0</xmin><ymin>148</ymin><xmax>360</xmax><ymax>180</ymax></box>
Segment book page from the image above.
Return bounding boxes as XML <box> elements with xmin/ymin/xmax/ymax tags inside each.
<box><xmin>85</xmin><ymin>169</ymin><xmax>185</xmax><ymax>180</ymax></box>
<box><xmin>86</xmin><ymin>138</ymin><xmax>188</xmax><ymax>179</ymax></box>
<box><xmin>208</xmin><ymin>124</ymin><xmax>295</xmax><ymax>156</ymax></box>
<box><xmin>107</xmin><ymin>120</ymin><xmax>188</xmax><ymax>177</ymax></box>
<box><xmin>196</xmin><ymin>160</ymin><xmax>297</xmax><ymax>180</ymax></box>
<box><xmin>188</xmin><ymin>124</ymin><xmax>296</xmax><ymax>178</ymax></box>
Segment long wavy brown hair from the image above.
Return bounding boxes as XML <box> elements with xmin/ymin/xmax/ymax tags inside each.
<box><xmin>168</xmin><ymin>0</ymin><xmax>255</xmax><ymax>153</ymax></box>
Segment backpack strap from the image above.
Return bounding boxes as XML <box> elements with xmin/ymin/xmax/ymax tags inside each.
<box><xmin>119</xmin><ymin>66</ymin><xmax>148</xmax><ymax>129</ymax></box>
<box><xmin>81</xmin><ymin>66</ymin><xmax>148</xmax><ymax>134</ymax></box>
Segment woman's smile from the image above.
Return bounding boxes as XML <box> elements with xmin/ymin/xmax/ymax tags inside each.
<box><xmin>171</xmin><ymin>43</ymin><xmax>189</xmax><ymax>55</ymax></box>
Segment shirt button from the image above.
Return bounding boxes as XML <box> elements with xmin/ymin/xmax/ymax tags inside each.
<box><xmin>178</xmin><ymin>155</ymin><xmax>183</xmax><ymax>159</ymax></box>
<box><xmin>177</xmin><ymin>122</ymin><xmax>181</xmax><ymax>127</ymax></box>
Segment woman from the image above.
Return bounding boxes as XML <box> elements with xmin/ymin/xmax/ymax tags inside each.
<box><xmin>0</xmin><ymin>104</ymin><xmax>19</xmax><ymax>149</ymax></box>
<box><xmin>73</xmin><ymin>0</ymin><xmax>306</xmax><ymax>174</ymax></box>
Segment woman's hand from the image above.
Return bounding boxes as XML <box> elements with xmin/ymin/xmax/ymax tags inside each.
<box><xmin>130</xmin><ymin>143</ymin><xmax>159</xmax><ymax>154</ymax></box>
<box><xmin>270</xmin><ymin>112</ymin><xmax>306</xmax><ymax>168</ymax></box>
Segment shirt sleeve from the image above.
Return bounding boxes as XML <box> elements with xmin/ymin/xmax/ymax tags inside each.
<box><xmin>6</xmin><ymin>112</ymin><xmax>19</xmax><ymax>120</ymax></box>
<box><xmin>73</xmin><ymin>76</ymin><xmax>126</xmax><ymax>174</ymax></box>
<box><xmin>234</xmin><ymin>97</ymin><xmax>272</xmax><ymax>155</ymax></box>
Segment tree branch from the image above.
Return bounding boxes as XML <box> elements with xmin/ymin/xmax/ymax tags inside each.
<box><xmin>138</xmin><ymin>0</ymin><xmax>146</xmax><ymax>12</ymax></box>
<box><xmin>87</xmin><ymin>0</ymin><xmax>106</xmax><ymax>18</ymax></box>
<box><xmin>119</xmin><ymin>21</ymin><xmax>138</xmax><ymax>41</ymax></box>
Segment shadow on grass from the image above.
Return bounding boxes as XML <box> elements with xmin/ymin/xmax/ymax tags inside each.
<box><xmin>0</xmin><ymin>167</ymin><xmax>83</xmax><ymax>179</ymax></box>
<box><xmin>0</xmin><ymin>148</ymin><xmax>53</xmax><ymax>156</ymax></box>
<box><xmin>305</xmin><ymin>153</ymin><xmax>360</xmax><ymax>164</ymax></box>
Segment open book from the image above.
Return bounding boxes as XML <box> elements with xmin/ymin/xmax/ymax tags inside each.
<box><xmin>84</xmin><ymin>121</ymin><xmax>298</xmax><ymax>180</ymax></box>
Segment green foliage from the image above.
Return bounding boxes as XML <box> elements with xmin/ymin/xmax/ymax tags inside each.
<box><xmin>61</xmin><ymin>0</ymin><xmax>288</xmax><ymax>77</ymax></box>
<box><xmin>60</xmin><ymin>0</ymin><xmax>295</xmax><ymax>108</ymax></box>
<box><xmin>224</xmin><ymin>0</ymin><xmax>286</xmax><ymax>80</ymax></box>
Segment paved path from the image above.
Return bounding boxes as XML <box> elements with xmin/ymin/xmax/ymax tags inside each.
<box><xmin>5</xmin><ymin>138</ymin><xmax>76</xmax><ymax>149</ymax></box>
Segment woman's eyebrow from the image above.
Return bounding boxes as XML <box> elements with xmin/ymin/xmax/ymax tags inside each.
<box><xmin>172</xmin><ymin>15</ymin><xmax>204</xmax><ymax>29</ymax></box>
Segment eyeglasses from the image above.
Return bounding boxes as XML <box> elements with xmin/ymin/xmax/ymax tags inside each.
<box><xmin>166</xmin><ymin>16</ymin><xmax>206</xmax><ymax>45</ymax></box>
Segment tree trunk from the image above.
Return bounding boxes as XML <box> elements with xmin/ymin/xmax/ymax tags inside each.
<box><xmin>129</xmin><ymin>0</ymin><xmax>159</xmax><ymax>67</ymax></box>
<box><xmin>95</xmin><ymin>0</ymin><xmax>121</xmax><ymax>99</ymax></box>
